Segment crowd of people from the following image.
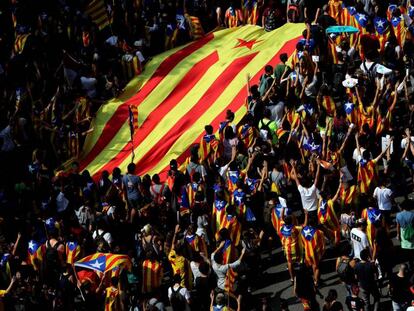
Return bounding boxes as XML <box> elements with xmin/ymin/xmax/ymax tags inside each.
<box><xmin>1</xmin><ymin>0</ymin><xmax>414</xmax><ymax>310</ymax></box>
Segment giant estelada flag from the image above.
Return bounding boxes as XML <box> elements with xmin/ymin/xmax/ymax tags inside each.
<box><xmin>80</xmin><ymin>24</ymin><xmax>304</xmax><ymax>179</ymax></box>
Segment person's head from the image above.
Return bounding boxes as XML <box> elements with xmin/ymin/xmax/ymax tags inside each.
<box><xmin>111</xmin><ymin>277</ymin><xmax>119</xmax><ymax>287</ymax></box>
<box><xmin>265</xmin><ymin>65</ymin><xmax>273</xmax><ymax>75</ymax></box>
<box><xmin>213</xmin><ymin>251</ymin><xmax>223</xmax><ymax>265</ymax></box>
<box><xmin>356</xmin><ymin>218</ymin><xmax>367</xmax><ymax>230</ymax></box>
<box><xmin>351</xmin><ymin>284</ymin><xmax>360</xmax><ymax>296</ymax></box>
<box><xmin>172</xmin><ymin>273</ymin><xmax>181</xmax><ymax>285</ymax></box>
<box><xmin>127</xmin><ymin>163</ymin><xmax>136</xmax><ymax>174</ymax></box>
<box><xmin>340</xmin><ymin>242</ymin><xmax>352</xmax><ymax>257</ymax></box>
<box><xmin>401</xmin><ymin>199</ymin><xmax>413</xmax><ymax>211</ymax></box>
<box><xmin>112</xmin><ymin>167</ymin><xmax>121</xmax><ymax>178</ymax></box>
<box><xmin>170</xmin><ymin>159</ymin><xmax>178</xmax><ymax>171</ymax></box>
<box><xmin>280</xmin><ymin>53</ymin><xmax>288</xmax><ymax>63</ymax></box>
<box><xmin>215</xmin><ymin>293</ymin><xmax>225</xmax><ymax>306</ymax></box>
<box><xmin>325</xmin><ymin>289</ymin><xmax>338</xmax><ymax>303</ymax></box>
<box><xmin>226</xmin><ymin>109</ymin><xmax>235</xmax><ymax>122</ymax></box>
<box><xmin>152</xmin><ymin>174</ymin><xmax>160</xmax><ymax>184</ymax></box>
<box><xmin>199</xmin><ymin>261</ymin><xmax>210</xmax><ymax>275</ymax></box>
<box><xmin>205</xmin><ymin>124</ymin><xmax>213</xmax><ymax>135</ymax></box>
<box><xmin>360</xmin><ymin>248</ymin><xmax>371</xmax><ymax>261</ymax></box>
<box><xmin>398</xmin><ymin>264</ymin><xmax>408</xmax><ymax>276</ymax></box>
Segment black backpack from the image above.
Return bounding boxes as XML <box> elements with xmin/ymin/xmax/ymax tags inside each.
<box><xmin>170</xmin><ymin>286</ymin><xmax>186</xmax><ymax>311</ymax></box>
<box><xmin>260</xmin><ymin>119</ymin><xmax>273</xmax><ymax>140</ymax></box>
<box><xmin>95</xmin><ymin>230</ymin><xmax>110</xmax><ymax>252</ymax></box>
<box><xmin>45</xmin><ymin>240</ymin><xmax>62</xmax><ymax>270</ymax></box>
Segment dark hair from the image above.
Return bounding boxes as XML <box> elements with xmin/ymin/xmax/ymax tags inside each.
<box><xmin>127</xmin><ymin>163</ymin><xmax>136</xmax><ymax>174</ymax></box>
<box><xmin>205</xmin><ymin>125</ymin><xmax>213</xmax><ymax>134</ymax></box>
<box><xmin>172</xmin><ymin>273</ymin><xmax>181</xmax><ymax>284</ymax></box>
<box><xmin>360</xmin><ymin>248</ymin><xmax>370</xmax><ymax>261</ymax></box>
<box><xmin>280</xmin><ymin>53</ymin><xmax>288</xmax><ymax>63</ymax></box>
<box><xmin>325</xmin><ymin>289</ymin><xmax>338</xmax><ymax>303</ymax></box>
<box><xmin>265</xmin><ymin>65</ymin><xmax>273</xmax><ymax>74</ymax></box>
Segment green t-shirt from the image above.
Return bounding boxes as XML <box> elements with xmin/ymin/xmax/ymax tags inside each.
<box><xmin>274</xmin><ymin>63</ymin><xmax>291</xmax><ymax>81</ymax></box>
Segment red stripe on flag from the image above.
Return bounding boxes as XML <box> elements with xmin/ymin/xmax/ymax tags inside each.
<box><xmin>132</xmin><ymin>52</ymin><xmax>258</xmax><ymax>175</ymax></box>
<box><xmin>80</xmin><ymin>33</ymin><xmax>214</xmax><ymax>171</ymax></box>
<box><xmin>159</xmin><ymin>35</ymin><xmax>301</xmax><ymax>178</ymax></box>
<box><xmin>91</xmin><ymin>51</ymin><xmax>219</xmax><ymax>177</ymax></box>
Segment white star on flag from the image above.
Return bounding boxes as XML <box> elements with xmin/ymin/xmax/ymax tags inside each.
<box><xmin>376</xmin><ymin>19</ymin><xmax>385</xmax><ymax>28</ymax></box>
<box><xmin>28</xmin><ymin>241</ymin><xmax>36</xmax><ymax>251</ymax></box>
<box><xmin>345</xmin><ymin>102</ymin><xmax>354</xmax><ymax>112</ymax></box>
<box><xmin>90</xmin><ymin>259</ymin><xmax>104</xmax><ymax>269</ymax></box>
<box><xmin>358</xmin><ymin>14</ymin><xmax>367</xmax><ymax>21</ymax></box>
<box><xmin>303</xmin><ymin>227</ymin><xmax>313</xmax><ymax>238</ymax></box>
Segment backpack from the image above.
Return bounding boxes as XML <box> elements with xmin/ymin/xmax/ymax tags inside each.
<box><xmin>403</xmin><ymin>224</ymin><xmax>414</xmax><ymax>241</ymax></box>
<box><xmin>45</xmin><ymin>240</ymin><xmax>62</xmax><ymax>270</ymax></box>
<box><xmin>264</xmin><ymin>9</ymin><xmax>277</xmax><ymax>32</ymax></box>
<box><xmin>336</xmin><ymin>257</ymin><xmax>354</xmax><ymax>283</ymax></box>
<box><xmin>151</xmin><ymin>184</ymin><xmax>165</xmax><ymax>205</ymax></box>
<box><xmin>362</xmin><ymin>61</ymin><xmax>378</xmax><ymax>101</ymax></box>
<box><xmin>170</xmin><ymin>286</ymin><xmax>186</xmax><ymax>311</ymax></box>
<box><xmin>95</xmin><ymin>230</ymin><xmax>110</xmax><ymax>252</ymax></box>
<box><xmin>287</xmin><ymin>0</ymin><xmax>300</xmax><ymax>22</ymax></box>
<box><xmin>260</xmin><ymin>119</ymin><xmax>273</xmax><ymax>140</ymax></box>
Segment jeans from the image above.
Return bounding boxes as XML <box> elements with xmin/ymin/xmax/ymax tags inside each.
<box><xmin>360</xmin><ymin>287</ymin><xmax>380</xmax><ymax>311</ymax></box>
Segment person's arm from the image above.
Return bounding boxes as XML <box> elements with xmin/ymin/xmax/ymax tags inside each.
<box><xmin>338</xmin><ymin>126</ymin><xmax>353</xmax><ymax>154</ymax></box>
<box><xmin>12</xmin><ymin>232</ymin><xmax>22</xmax><ymax>256</ymax></box>
<box><xmin>354</xmin><ymin>132</ymin><xmax>361</xmax><ymax>158</ymax></box>
<box><xmin>257</xmin><ymin>162</ymin><xmax>268</xmax><ymax>192</ymax></box>
<box><xmin>396</xmin><ymin>220</ymin><xmax>401</xmax><ymax>241</ymax></box>
<box><xmin>373</xmin><ymin>139</ymin><xmax>392</xmax><ymax>163</ymax></box>
<box><xmin>236</xmin><ymin>295</ymin><xmax>242</xmax><ymax>311</ymax></box>
<box><xmin>313</xmin><ymin>8</ymin><xmax>321</xmax><ymax>24</ymax></box>
<box><xmin>290</xmin><ymin>160</ymin><xmax>300</xmax><ymax>187</ymax></box>
<box><xmin>389</xmin><ymin>82</ymin><xmax>399</xmax><ymax>112</ymax></box>
<box><xmin>246</xmin><ymin>73</ymin><xmax>251</xmax><ymax>96</ymax></box>
<box><xmin>210</xmin><ymin>291</ymin><xmax>215</xmax><ymax>310</ymax></box>
<box><xmin>313</xmin><ymin>158</ymin><xmax>321</xmax><ymax>187</ymax></box>
<box><xmin>303</xmin><ymin>209</ymin><xmax>308</xmax><ymax>226</ymax></box>
<box><xmin>171</xmin><ymin>224</ymin><xmax>180</xmax><ymax>251</ymax></box>
<box><xmin>332</xmin><ymin>178</ymin><xmax>343</xmax><ymax>202</ymax></box>
<box><xmin>2</xmin><ymin>276</ymin><xmax>16</xmax><ymax>295</ymax></box>
<box><xmin>229</xmin><ymin>248</ymin><xmax>246</xmax><ymax>269</ymax></box>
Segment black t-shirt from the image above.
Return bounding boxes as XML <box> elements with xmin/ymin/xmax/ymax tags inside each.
<box><xmin>323</xmin><ymin>301</ymin><xmax>343</xmax><ymax>311</ymax></box>
<box><xmin>354</xmin><ymin>261</ymin><xmax>377</xmax><ymax>290</ymax></box>
<box><xmin>345</xmin><ymin>296</ymin><xmax>365</xmax><ymax>311</ymax></box>
<box><xmin>317</xmin><ymin>14</ymin><xmax>337</xmax><ymax>29</ymax></box>
<box><xmin>389</xmin><ymin>274</ymin><xmax>411</xmax><ymax>304</ymax></box>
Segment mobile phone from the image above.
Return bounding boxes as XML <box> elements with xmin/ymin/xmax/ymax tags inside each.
<box><xmin>312</xmin><ymin>55</ymin><xmax>319</xmax><ymax>62</ymax></box>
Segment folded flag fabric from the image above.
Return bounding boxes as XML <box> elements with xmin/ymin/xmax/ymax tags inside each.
<box><xmin>79</xmin><ymin>24</ymin><xmax>304</xmax><ymax>180</ymax></box>
<box><xmin>14</xmin><ymin>33</ymin><xmax>30</xmax><ymax>55</ymax></box>
<box><xmin>74</xmin><ymin>253</ymin><xmax>131</xmax><ymax>274</ymax></box>
<box><xmin>85</xmin><ymin>0</ymin><xmax>111</xmax><ymax>30</ymax></box>
<box><xmin>66</xmin><ymin>241</ymin><xmax>81</xmax><ymax>264</ymax></box>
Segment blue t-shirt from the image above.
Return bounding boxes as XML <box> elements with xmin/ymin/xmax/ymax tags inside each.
<box><xmin>122</xmin><ymin>174</ymin><xmax>141</xmax><ymax>201</ymax></box>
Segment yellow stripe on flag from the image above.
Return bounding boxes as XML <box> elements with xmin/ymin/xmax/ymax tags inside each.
<box><xmin>80</xmin><ymin>24</ymin><xmax>304</xmax><ymax>179</ymax></box>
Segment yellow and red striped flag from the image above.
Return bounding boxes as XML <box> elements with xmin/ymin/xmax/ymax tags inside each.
<box><xmin>66</xmin><ymin>241</ymin><xmax>81</xmax><ymax>264</ymax></box>
<box><xmin>85</xmin><ymin>0</ymin><xmax>111</xmax><ymax>30</ymax></box>
<box><xmin>74</xmin><ymin>253</ymin><xmax>131</xmax><ymax>274</ymax></box>
<box><xmin>185</xmin><ymin>14</ymin><xmax>204</xmax><ymax>40</ymax></box>
<box><xmin>14</xmin><ymin>33</ymin><xmax>30</xmax><ymax>54</ymax></box>
<box><xmin>79</xmin><ymin>24</ymin><xmax>304</xmax><ymax>180</ymax></box>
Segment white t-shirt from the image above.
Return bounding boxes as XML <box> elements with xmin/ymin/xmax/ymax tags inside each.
<box><xmin>298</xmin><ymin>184</ymin><xmax>318</xmax><ymax>212</ymax></box>
<box><xmin>350</xmin><ymin>228</ymin><xmax>369</xmax><ymax>260</ymax></box>
<box><xmin>359</xmin><ymin>60</ymin><xmax>379</xmax><ymax>74</ymax></box>
<box><xmin>92</xmin><ymin>229</ymin><xmax>113</xmax><ymax>245</ymax></box>
<box><xmin>373</xmin><ymin>187</ymin><xmax>393</xmax><ymax>211</ymax></box>
<box><xmin>167</xmin><ymin>284</ymin><xmax>191</xmax><ymax>300</ymax></box>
